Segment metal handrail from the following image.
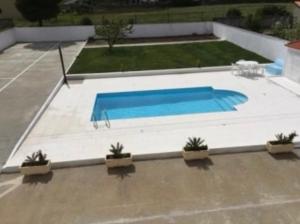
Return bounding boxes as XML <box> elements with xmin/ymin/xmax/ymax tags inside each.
<box><xmin>101</xmin><ymin>109</ymin><xmax>111</xmax><ymax>128</ymax></box>
<box><xmin>91</xmin><ymin>113</ymin><xmax>98</xmax><ymax>129</ymax></box>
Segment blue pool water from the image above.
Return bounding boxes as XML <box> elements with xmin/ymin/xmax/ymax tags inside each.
<box><xmin>91</xmin><ymin>87</ymin><xmax>248</xmax><ymax>121</ymax></box>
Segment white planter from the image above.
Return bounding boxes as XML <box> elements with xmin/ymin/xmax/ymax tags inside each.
<box><xmin>266</xmin><ymin>142</ymin><xmax>294</xmax><ymax>154</ymax></box>
<box><xmin>105</xmin><ymin>154</ymin><xmax>133</xmax><ymax>168</ymax></box>
<box><xmin>20</xmin><ymin>161</ymin><xmax>51</xmax><ymax>175</ymax></box>
<box><xmin>182</xmin><ymin>150</ymin><xmax>209</xmax><ymax>161</ymax></box>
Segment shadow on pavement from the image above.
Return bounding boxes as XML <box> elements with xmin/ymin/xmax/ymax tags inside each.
<box><xmin>23</xmin><ymin>42</ymin><xmax>76</xmax><ymax>51</ymax></box>
<box><xmin>270</xmin><ymin>152</ymin><xmax>300</xmax><ymax>161</ymax></box>
<box><xmin>107</xmin><ymin>165</ymin><xmax>136</xmax><ymax>179</ymax></box>
<box><xmin>184</xmin><ymin>158</ymin><xmax>214</xmax><ymax>170</ymax></box>
<box><xmin>22</xmin><ymin>171</ymin><xmax>54</xmax><ymax>184</ymax></box>
<box><xmin>236</xmin><ymin>73</ymin><xmax>264</xmax><ymax>80</ymax></box>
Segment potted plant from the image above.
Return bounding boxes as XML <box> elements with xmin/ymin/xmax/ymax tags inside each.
<box><xmin>20</xmin><ymin>150</ymin><xmax>51</xmax><ymax>175</ymax></box>
<box><xmin>105</xmin><ymin>142</ymin><xmax>133</xmax><ymax>168</ymax></box>
<box><xmin>266</xmin><ymin>131</ymin><xmax>298</xmax><ymax>154</ymax></box>
<box><xmin>182</xmin><ymin>137</ymin><xmax>209</xmax><ymax>161</ymax></box>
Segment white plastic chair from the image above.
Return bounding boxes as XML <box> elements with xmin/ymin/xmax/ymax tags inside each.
<box><xmin>257</xmin><ymin>64</ymin><xmax>265</xmax><ymax>76</ymax></box>
<box><xmin>231</xmin><ymin>63</ymin><xmax>241</xmax><ymax>76</ymax></box>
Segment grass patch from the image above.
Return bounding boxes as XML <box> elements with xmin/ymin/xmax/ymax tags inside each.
<box><xmin>69</xmin><ymin>41</ymin><xmax>270</xmax><ymax>74</ymax></box>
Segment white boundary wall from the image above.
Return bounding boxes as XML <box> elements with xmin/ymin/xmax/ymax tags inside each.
<box><xmin>127</xmin><ymin>22</ymin><xmax>213</xmax><ymax>38</ymax></box>
<box><xmin>0</xmin><ymin>29</ymin><xmax>16</xmax><ymax>51</ymax></box>
<box><xmin>285</xmin><ymin>48</ymin><xmax>300</xmax><ymax>83</ymax></box>
<box><xmin>212</xmin><ymin>22</ymin><xmax>288</xmax><ymax>61</ymax></box>
<box><xmin>0</xmin><ymin>23</ymin><xmax>291</xmax><ymax>70</ymax></box>
<box><xmin>0</xmin><ymin>22</ymin><xmax>288</xmax><ymax>60</ymax></box>
<box><xmin>0</xmin><ymin>26</ymin><xmax>95</xmax><ymax>51</ymax></box>
<box><xmin>15</xmin><ymin>26</ymin><xmax>95</xmax><ymax>42</ymax></box>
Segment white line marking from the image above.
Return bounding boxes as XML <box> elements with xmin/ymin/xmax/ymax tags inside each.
<box><xmin>0</xmin><ymin>43</ymin><xmax>58</xmax><ymax>94</ymax></box>
<box><xmin>0</xmin><ymin>176</ymin><xmax>23</xmax><ymax>199</ymax></box>
<box><xmin>92</xmin><ymin>198</ymin><xmax>300</xmax><ymax>224</ymax></box>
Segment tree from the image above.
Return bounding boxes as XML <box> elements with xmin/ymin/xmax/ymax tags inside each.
<box><xmin>15</xmin><ymin>0</ymin><xmax>61</xmax><ymax>26</ymax></box>
<box><xmin>96</xmin><ymin>19</ymin><xmax>133</xmax><ymax>52</ymax></box>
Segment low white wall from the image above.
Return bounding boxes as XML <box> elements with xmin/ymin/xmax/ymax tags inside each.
<box><xmin>212</xmin><ymin>22</ymin><xmax>288</xmax><ymax>61</ymax></box>
<box><xmin>127</xmin><ymin>22</ymin><xmax>213</xmax><ymax>38</ymax></box>
<box><xmin>285</xmin><ymin>48</ymin><xmax>300</xmax><ymax>83</ymax></box>
<box><xmin>15</xmin><ymin>26</ymin><xmax>95</xmax><ymax>42</ymax></box>
<box><xmin>0</xmin><ymin>28</ymin><xmax>16</xmax><ymax>51</ymax></box>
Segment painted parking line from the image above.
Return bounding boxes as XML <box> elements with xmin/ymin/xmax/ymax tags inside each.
<box><xmin>95</xmin><ymin>198</ymin><xmax>300</xmax><ymax>224</ymax></box>
<box><xmin>0</xmin><ymin>176</ymin><xmax>23</xmax><ymax>199</ymax></box>
<box><xmin>0</xmin><ymin>43</ymin><xmax>58</xmax><ymax>94</ymax></box>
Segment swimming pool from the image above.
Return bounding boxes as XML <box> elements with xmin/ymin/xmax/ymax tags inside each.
<box><xmin>91</xmin><ymin>87</ymin><xmax>248</xmax><ymax>121</ymax></box>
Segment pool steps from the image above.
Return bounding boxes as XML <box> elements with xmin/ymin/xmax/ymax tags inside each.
<box><xmin>216</xmin><ymin>94</ymin><xmax>246</xmax><ymax>111</ymax></box>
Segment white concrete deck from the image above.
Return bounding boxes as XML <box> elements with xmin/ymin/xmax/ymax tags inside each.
<box><xmin>268</xmin><ymin>76</ymin><xmax>300</xmax><ymax>96</ymax></box>
<box><xmin>4</xmin><ymin>71</ymin><xmax>300</xmax><ymax>170</ymax></box>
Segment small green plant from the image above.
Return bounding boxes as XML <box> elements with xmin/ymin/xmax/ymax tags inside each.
<box><xmin>184</xmin><ymin>137</ymin><xmax>208</xmax><ymax>151</ymax></box>
<box><xmin>272</xmin><ymin>132</ymin><xmax>298</xmax><ymax>145</ymax></box>
<box><xmin>109</xmin><ymin>142</ymin><xmax>124</xmax><ymax>159</ymax></box>
<box><xmin>25</xmin><ymin>152</ymin><xmax>39</xmax><ymax>163</ymax></box>
<box><xmin>24</xmin><ymin>150</ymin><xmax>47</xmax><ymax>165</ymax></box>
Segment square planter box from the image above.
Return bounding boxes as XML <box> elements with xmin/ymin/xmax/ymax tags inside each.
<box><xmin>182</xmin><ymin>150</ymin><xmax>209</xmax><ymax>161</ymax></box>
<box><xmin>266</xmin><ymin>142</ymin><xmax>294</xmax><ymax>154</ymax></box>
<box><xmin>105</xmin><ymin>154</ymin><xmax>133</xmax><ymax>168</ymax></box>
<box><xmin>20</xmin><ymin>161</ymin><xmax>51</xmax><ymax>175</ymax></box>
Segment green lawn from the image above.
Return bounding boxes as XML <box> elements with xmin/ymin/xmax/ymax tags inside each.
<box><xmin>14</xmin><ymin>3</ymin><xmax>292</xmax><ymax>26</ymax></box>
<box><xmin>69</xmin><ymin>41</ymin><xmax>270</xmax><ymax>74</ymax></box>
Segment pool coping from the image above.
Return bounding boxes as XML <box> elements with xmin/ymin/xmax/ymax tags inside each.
<box><xmin>67</xmin><ymin>66</ymin><xmax>233</xmax><ymax>79</ymax></box>
<box><xmin>67</xmin><ymin>64</ymin><xmax>270</xmax><ymax>80</ymax></box>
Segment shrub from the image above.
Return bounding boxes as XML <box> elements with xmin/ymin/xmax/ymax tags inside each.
<box><xmin>80</xmin><ymin>17</ymin><xmax>93</xmax><ymax>25</ymax></box>
<box><xmin>88</xmin><ymin>36</ymin><xmax>96</xmax><ymax>42</ymax></box>
<box><xmin>271</xmin><ymin>21</ymin><xmax>286</xmax><ymax>38</ymax></box>
<box><xmin>245</xmin><ymin>14</ymin><xmax>262</xmax><ymax>32</ymax></box>
<box><xmin>184</xmin><ymin>137</ymin><xmax>208</xmax><ymax>151</ymax></box>
<box><xmin>270</xmin><ymin>131</ymin><xmax>298</xmax><ymax>145</ymax></box>
<box><xmin>226</xmin><ymin>8</ymin><xmax>243</xmax><ymax>19</ymax></box>
<box><xmin>24</xmin><ymin>150</ymin><xmax>48</xmax><ymax>166</ymax></box>
<box><xmin>256</xmin><ymin>5</ymin><xmax>291</xmax><ymax>18</ymax></box>
<box><xmin>109</xmin><ymin>142</ymin><xmax>125</xmax><ymax>158</ymax></box>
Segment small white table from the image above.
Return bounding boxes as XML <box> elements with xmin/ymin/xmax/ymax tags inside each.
<box><xmin>236</xmin><ymin>60</ymin><xmax>258</xmax><ymax>66</ymax></box>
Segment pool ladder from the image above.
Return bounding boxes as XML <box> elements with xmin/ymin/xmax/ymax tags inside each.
<box><xmin>102</xmin><ymin>109</ymin><xmax>111</xmax><ymax>128</ymax></box>
<box><xmin>92</xmin><ymin>110</ymin><xmax>110</xmax><ymax>129</ymax></box>
<box><xmin>91</xmin><ymin>113</ymin><xmax>98</xmax><ymax>129</ymax></box>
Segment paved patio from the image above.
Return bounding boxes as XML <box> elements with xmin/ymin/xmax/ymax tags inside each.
<box><xmin>4</xmin><ymin>70</ymin><xmax>300</xmax><ymax>170</ymax></box>
<box><xmin>0</xmin><ymin>42</ymin><xmax>85</xmax><ymax>167</ymax></box>
<box><xmin>1</xmin><ymin>151</ymin><xmax>300</xmax><ymax>223</ymax></box>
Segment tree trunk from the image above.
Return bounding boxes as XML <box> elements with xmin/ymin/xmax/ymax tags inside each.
<box><xmin>108</xmin><ymin>43</ymin><xmax>113</xmax><ymax>52</ymax></box>
<box><xmin>38</xmin><ymin>19</ymin><xmax>43</xmax><ymax>27</ymax></box>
